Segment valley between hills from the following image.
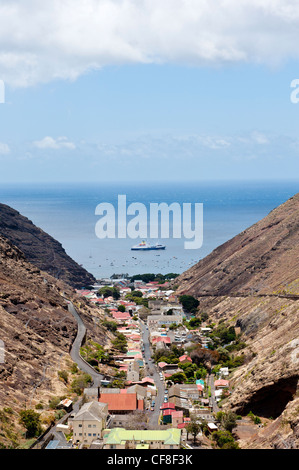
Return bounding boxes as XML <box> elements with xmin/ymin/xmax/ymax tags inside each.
<box><xmin>175</xmin><ymin>192</ymin><xmax>299</xmax><ymax>448</ymax></box>
<box><xmin>0</xmin><ymin>194</ymin><xmax>298</xmax><ymax>449</ymax></box>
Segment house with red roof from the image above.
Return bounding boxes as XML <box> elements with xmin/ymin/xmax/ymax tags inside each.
<box><xmin>98</xmin><ymin>392</ymin><xmax>144</xmax><ymax>414</ymax></box>
<box><xmin>160</xmin><ymin>402</ymin><xmax>176</xmax><ymax>412</ymax></box>
<box><xmin>158</xmin><ymin>362</ymin><xmax>180</xmax><ymax>373</ymax></box>
<box><xmin>171</xmin><ymin>410</ymin><xmax>184</xmax><ymax>427</ymax></box>
<box><xmin>214</xmin><ymin>379</ymin><xmax>229</xmax><ymax>389</ymax></box>
<box><xmin>129</xmin><ymin>377</ymin><xmax>155</xmax><ymax>387</ymax></box>
<box><xmin>152</xmin><ymin>336</ymin><xmax>171</xmax><ymax>346</ymax></box>
<box><xmin>179</xmin><ymin>354</ymin><xmax>192</xmax><ymax>364</ymax></box>
<box><xmin>112</xmin><ymin>311</ymin><xmax>131</xmax><ymax>322</ymax></box>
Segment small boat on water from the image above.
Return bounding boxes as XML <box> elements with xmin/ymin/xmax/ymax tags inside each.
<box><xmin>131</xmin><ymin>240</ymin><xmax>166</xmax><ymax>251</ymax></box>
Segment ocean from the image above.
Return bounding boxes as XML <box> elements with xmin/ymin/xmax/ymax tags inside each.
<box><xmin>0</xmin><ymin>180</ymin><xmax>298</xmax><ymax>280</ymax></box>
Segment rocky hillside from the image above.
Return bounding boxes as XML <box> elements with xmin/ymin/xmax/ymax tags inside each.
<box><xmin>0</xmin><ymin>203</ymin><xmax>96</xmax><ymax>288</ymax></box>
<box><xmin>176</xmin><ymin>192</ymin><xmax>299</xmax><ymax>449</ymax></box>
<box><xmin>176</xmin><ymin>192</ymin><xmax>299</xmax><ymax>297</ymax></box>
<box><xmin>0</xmin><ymin>234</ymin><xmax>109</xmax><ymax>445</ymax></box>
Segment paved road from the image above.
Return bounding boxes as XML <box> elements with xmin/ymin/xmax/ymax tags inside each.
<box><xmin>67</xmin><ymin>301</ymin><xmax>104</xmax><ymax>387</ymax></box>
<box><xmin>208</xmin><ymin>374</ymin><xmax>219</xmax><ymax>413</ymax></box>
<box><xmin>33</xmin><ymin>301</ymin><xmax>104</xmax><ymax>449</ymax></box>
<box><xmin>139</xmin><ymin>320</ymin><xmax>164</xmax><ymax>428</ymax></box>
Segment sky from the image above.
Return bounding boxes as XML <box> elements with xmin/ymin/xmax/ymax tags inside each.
<box><xmin>0</xmin><ymin>0</ymin><xmax>299</xmax><ymax>183</ymax></box>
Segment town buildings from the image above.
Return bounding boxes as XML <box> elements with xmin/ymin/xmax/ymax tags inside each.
<box><xmin>70</xmin><ymin>401</ymin><xmax>108</xmax><ymax>446</ymax></box>
<box><xmin>103</xmin><ymin>427</ymin><xmax>181</xmax><ymax>449</ymax></box>
<box><xmin>52</xmin><ymin>277</ymin><xmax>231</xmax><ymax>449</ymax></box>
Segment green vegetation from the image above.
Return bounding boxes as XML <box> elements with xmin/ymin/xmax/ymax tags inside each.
<box><xmin>247</xmin><ymin>411</ymin><xmax>262</xmax><ymax>424</ymax></box>
<box><xmin>48</xmin><ymin>397</ymin><xmax>61</xmax><ymax>410</ymax></box>
<box><xmin>71</xmin><ymin>372</ymin><xmax>92</xmax><ymax>395</ymax></box>
<box><xmin>199</xmin><ymin>321</ymin><xmax>247</xmax><ymax>373</ymax></box>
<box><xmin>58</xmin><ymin>370</ymin><xmax>68</xmax><ymax>384</ymax></box>
<box><xmin>186</xmin><ymin>415</ymin><xmax>201</xmax><ymax>443</ymax></box>
<box><xmin>125</xmin><ymin>291</ymin><xmax>148</xmax><ymax>307</ymax></box>
<box><xmin>98</xmin><ymin>286</ymin><xmax>120</xmax><ymax>299</ymax></box>
<box><xmin>209</xmin><ymin>323</ymin><xmax>236</xmax><ymax>347</ymax></box>
<box><xmin>180</xmin><ymin>363</ymin><xmax>199</xmax><ymax>381</ymax></box>
<box><xmin>153</xmin><ymin>344</ymin><xmax>184</xmax><ymax>364</ymax></box>
<box><xmin>102</xmin><ymin>320</ymin><xmax>118</xmax><ymax>332</ymax></box>
<box><xmin>168</xmin><ymin>372</ymin><xmax>187</xmax><ymax>384</ymax></box>
<box><xmin>189</xmin><ymin>346</ymin><xmax>220</xmax><ymax>371</ymax></box>
<box><xmin>0</xmin><ymin>408</ymin><xmax>20</xmax><ymax>448</ymax></box>
<box><xmin>110</xmin><ymin>371</ymin><xmax>127</xmax><ymax>388</ymax></box>
<box><xmin>19</xmin><ymin>410</ymin><xmax>42</xmax><ymax>438</ymax></box>
<box><xmin>80</xmin><ymin>339</ymin><xmax>112</xmax><ymax>368</ymax></box>
<box><xmin>112</xmin><ymin>332</ymin><xmax>128</xmax><ymax>353</ymax></box>
<box><xmin>215</xmin><ymin>410</ymin><xmax>238</xmax><ymax>432</ymax></box>
<box><xmin>183</xmin><ymin>317</ymin><xmax>201</xmax><ymax>329</ymax></box>
<box><xmin>179</xmin><ymin>295</ymin><xmax>199</xmax><ymax>313</ymax></box>
<box><xmin>211</xmin><ymin>430</ymin><xmax>239</xmax><ymax>449</ymax></box>
<box><xmin>129</xmin><ymin>273</ymin><xmax>179</xmax><ymax>283</ymax></box>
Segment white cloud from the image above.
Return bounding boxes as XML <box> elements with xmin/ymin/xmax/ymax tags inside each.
<box><xmin>251</xmin><ymin>131</ymin><xmax>270</xmax><ymax>145</ymax></box>
<box><xmin>1</xmin><ymin>1</ymin><xmax>299</xmax><ymax>87</ymax></box>
<box><xmin>0</xmin><ymin>142</ymin><xmax>10</xmax><ymax>154</ymax></box>
<box><xmin>33</xmin><ymin>136</ymin><xmax>76</xmax><ymax>150</ymax></box>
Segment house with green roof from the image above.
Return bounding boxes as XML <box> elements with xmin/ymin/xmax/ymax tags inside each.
<box><xmin>103</xmin><ymin>427</ymin><xmax>181</xmax><ymax>449</ymax></box>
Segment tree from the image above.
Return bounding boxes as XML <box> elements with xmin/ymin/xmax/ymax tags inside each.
<box><xmin>98</xmin><ymin>286</ymin><xmax>120</xmax><ymax>300</ymax></box>
<box><xmin>195</xmin><ymin>367</ymin><xmax>207</xmax><ymax>379</ymax></box>
<box><xmin>102</xmin><ymin>320</ymin><xmax>118</xmax><ymax>332</ymax></box>
<box><xmin>191</xmin><ymin>347</ymin><xmax>220</xmax><ymax>371</ymax></box>
<box><xmin>179</xmin><ymin>295</ymin><xmax>199</xmax><ymax>313</ymax></box>
<box><xmin>189</xmin><ymin>317</ymin><xmax>201</xmax><ymax>328</ymax></box>
<box><xmin>130</xmin><ymin>290</ymin><xmax>143</xmax><ymax>297</ymax></box>
<box><xmin>117</xmin><ymin>304</ymin><xmax>126</xmax><ymax>312</ymax></box>
<box><xmin>186</xmin><ymin>416</ymin><xmax>201</xmax><ymax>443</ymax></box>
<box><xmin>19</xmin><ymin>409</ymin><xmax>42</xmax><ymax>438</ymax></box>
<box><xmin>71</xmin><ymin>372</ymin><xmax>92</xmax><ymax>395</ymax></box>
<box><xmin>58</xmin><ymin>370</ymin><xmax>68</xmax><ymax>384</ymax></box>
<box><xmin>168</xmin><ymin>372</ymin><xmax>187</xmax><ymax>384</ymax></box>
<box><xmin>210</xmin><ymin>324</ymin><xmax>236</xmax><ymax>347</ymax></box>
<box><xmin>180</xmin><ymin>363</ymin><xmax>198</xmax><ymax>379</ymax></box>
<box><xmin>211</xmin><ymin>430</ymin><xmax>239</xmax><ymax>449</ymax></box>
<box><xmin>215</xmin><ymin>410</ymin><xmax>238</xmax><ymax>433</ymax></box>
<box><xmin>112</xmin><ymin>332</ymin><xmax>128</xmax><ymax>353</ymax></box>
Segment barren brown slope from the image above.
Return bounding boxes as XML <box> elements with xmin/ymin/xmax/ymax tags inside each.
<box><xmin>0</xmin><ymin>235</ymin><xmax>109</xmax><ymax>445</ymax></box>
<box><xmin>175</xmin><ymin>192</ymin><xmax>299</xmax><ymax>449</ymax></box>
<box><xmin>0</xmin><ymin>203</ymin><xmax>96</xmax><ymax>288</ymax></box>
<box><xmin>176</xmin><ymin>192</ymin><xmax>299</xmax><ymax>297</ymax></box>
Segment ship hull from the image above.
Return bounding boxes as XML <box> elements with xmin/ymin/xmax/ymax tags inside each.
<box><xmin>131</xmin><ymin>246</ymin><xmax>166</xmax><ymax>251</ymax></box>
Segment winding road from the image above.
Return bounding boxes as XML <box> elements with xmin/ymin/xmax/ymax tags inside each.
<box><xmin>67</xmin><ymin>301</ymin><xmax>104</xmax><ymax>387</ymax></box>
<box><xmin>69</xmin><ymin>301</ymin><xmax>165</xmax><ymax>426</ymax></box>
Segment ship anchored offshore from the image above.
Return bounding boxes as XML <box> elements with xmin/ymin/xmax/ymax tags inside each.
<box><xmin>131</xmin><ymin>240</ymin><xmax>166</xmax><ymax>251</ymax></box>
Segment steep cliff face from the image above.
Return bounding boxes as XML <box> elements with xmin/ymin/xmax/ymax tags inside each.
<box><xmin>176</xmin><ymin>192</ymin><xmax>299</xmax><ymax>297</ymax></box>
<box><xmin>176</xmin><ymin>192</ymin><xmax>299</xmax><ymax>449</ymax></box>
<box><xmin>0</xmin><ymin>203</ymin><xmax>96</xmax><ymax>288</ymax></box>
<box><xmin>0</xmin><ymin>235</ymin><xmax>107</xmax><ymax>419</ymax></box>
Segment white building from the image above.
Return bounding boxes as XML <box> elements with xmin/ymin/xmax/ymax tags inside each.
<box><xmin>69</xmin><ymin>401</ymin><xmax>108</xmax><ymax>446</ymax></box>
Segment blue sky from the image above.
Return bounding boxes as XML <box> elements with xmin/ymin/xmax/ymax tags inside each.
<box><xmin>0</xmin><ymin>1</ymin><xmax>299</xmax><ymax>184</ymax></box>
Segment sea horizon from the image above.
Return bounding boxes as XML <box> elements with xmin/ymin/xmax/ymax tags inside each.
<box><xmin>0</xmin><ymin>179</ymin><xmax>298</xmax><ymax>280</ymax></box>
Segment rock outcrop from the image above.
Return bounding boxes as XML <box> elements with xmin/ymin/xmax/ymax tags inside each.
<box><xmin>175</xmin><ymin>192</ymin><xmax>299</xmax><ymax>448</ymax></box>
<box><xmin>0</xmin><ymin>203</ymin><xmax>96</xmax><ymax>288</ymax></box>
<box><xmin>0</xmin><ymin>234</ymin><xmax>107</xmax><ymax>425</ymax></box>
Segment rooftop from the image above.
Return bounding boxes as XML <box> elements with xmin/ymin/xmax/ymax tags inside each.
<box><xmin>71</xmin><ymin>401</ymin><xmax>108</xmax><ymax>422</ymax></box>
<box><xmin>98</xmin><ymin>393</ymin><xmax>143</xmax><ymax>411</ymax></box>
<box><xmin>105</xmin><ymin>428</ymin><xmax>181</xmax><ymax>446</ymax></box>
